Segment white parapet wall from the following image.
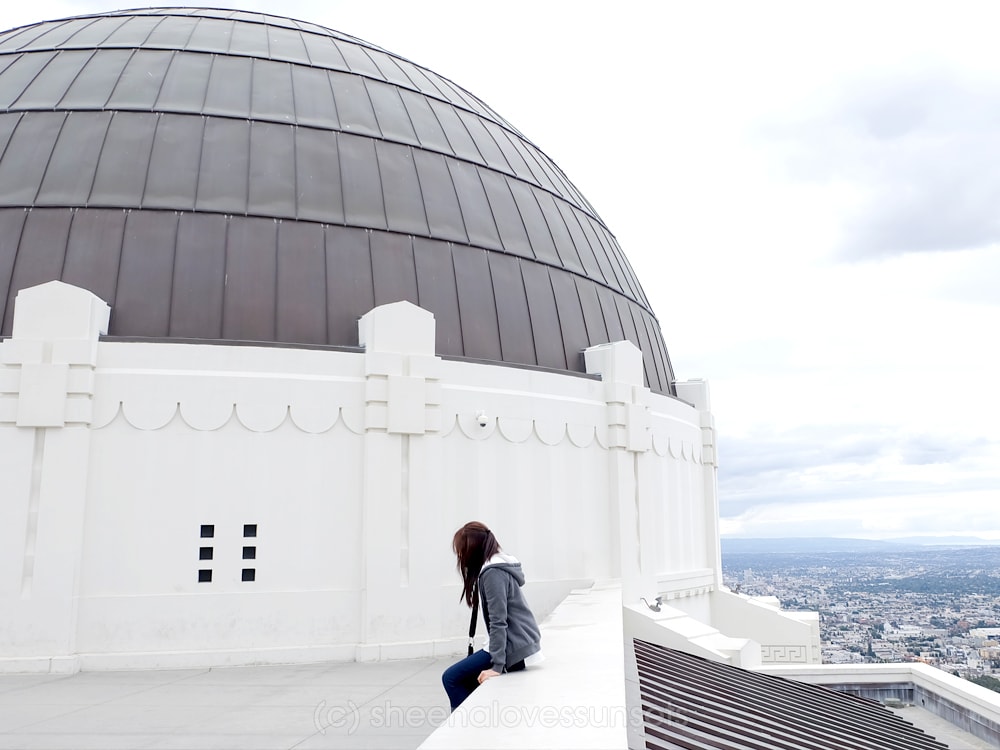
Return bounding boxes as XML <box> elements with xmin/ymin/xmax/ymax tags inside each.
<box><xmin>0</xmin><ymin>282</ymin><xmax>719</xmax><ymax>672</ymax></box>
<box><xmin>762</xmin><ymin>662</ymin><xmax>1000</xmax><ymax>746</ymax></box>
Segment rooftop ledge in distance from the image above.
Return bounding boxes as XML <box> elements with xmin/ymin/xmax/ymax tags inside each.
<box><xmin>762</xmin><ymin>661</ymin><xmax>1000</xmax><ymax>748</ymax></box>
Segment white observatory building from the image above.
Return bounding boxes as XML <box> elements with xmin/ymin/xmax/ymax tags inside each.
<box><xmin>0</xmin><ymin>7</ymin><xmax>817</xmax><ymax>674</ymax></box>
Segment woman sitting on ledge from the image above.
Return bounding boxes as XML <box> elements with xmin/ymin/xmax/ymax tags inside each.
<box><xmin>442</xmin><ymin>522</ymin><xmax>543</xmax><ymax>711</ymax></box>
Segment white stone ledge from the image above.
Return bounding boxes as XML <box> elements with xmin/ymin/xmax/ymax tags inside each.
<box><xmin>419</xmin><ymin>581</ymin><xmax>628</xmax><ymax>750</ymax></box>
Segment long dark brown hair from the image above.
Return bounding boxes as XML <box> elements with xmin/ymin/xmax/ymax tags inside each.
<box><xmin>453</xmin><ymin>521</ymin><xmax>500</xmax><ymax>607</ymax></box>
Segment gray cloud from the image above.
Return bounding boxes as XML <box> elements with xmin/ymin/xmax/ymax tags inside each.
<box><xmin>716</xmin><ymin>425</ymin><xmax>996</xmax><ymax>517</ymax></box>
<box><xmin>759</xmin><ymin>68</ymin><xmax>1000</xmax><ymax>260</ymax></box>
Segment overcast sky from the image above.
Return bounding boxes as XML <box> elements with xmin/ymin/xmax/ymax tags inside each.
<box><xmin>8</xmin><ymin>2</ymin><xmax>1000</xmax><ymax>541</ymax></box>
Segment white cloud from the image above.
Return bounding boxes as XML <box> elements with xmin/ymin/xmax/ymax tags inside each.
<box><xmin>721</xmin><ymin>490</ymin><xmax>1000</xmax><ymax>541</ymax></box>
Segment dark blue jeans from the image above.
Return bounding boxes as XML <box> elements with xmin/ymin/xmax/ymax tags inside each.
<box><xmin>442</xmin><ymin>649</ymin><xmax>493</xmax><ymax>711</ymax></box>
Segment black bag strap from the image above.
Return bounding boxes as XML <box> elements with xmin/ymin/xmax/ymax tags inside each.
<box><xmin>468</xmin><ymin>580</ymin><xmax>479</xmax><ymax>656</ymax></box>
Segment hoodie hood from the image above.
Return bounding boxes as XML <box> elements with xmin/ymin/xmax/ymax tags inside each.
<box><xmin>481</xmin><ymin>552</ymin><xmax>525</xmax><ymax>586</ymax></box>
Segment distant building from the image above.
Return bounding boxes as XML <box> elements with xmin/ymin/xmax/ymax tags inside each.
<box><xmin>972</xmin><ymin>628</ymin><xmax>1000</xmax><ymax>642</ymax></box>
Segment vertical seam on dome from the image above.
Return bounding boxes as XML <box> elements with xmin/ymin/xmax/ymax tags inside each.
<box><xmin>176</xmin><ymin>13</ymin><xmax>200</xmax><ymax>54</ymax></box>
<box><xmin>369</xmin><ymin>135</ymin><xmax>389</xmax><ymax>231</ymax></box>
<box><xmin>598</xmin><ymin>285</ymin><xmax>625</xmax><ymax>346</ymax></box>
<box><xmin>385</xmin><ymin>56</ymin><xmax>421</xmax><ymax>94</ymax></box>
<box><xmin>290</xmin><ymin>124</ymin><xmax>301</xmax><ymax>220</ymax></box>
<box><xmin>7</xmin><ymin>50</ymin><xmax>58</xmax><ymax>113</ymax></box>
<box><xmin>99</xmin><ymin>15</ymin><xmax>141</xmax><ymax>49</ymax></box>
<box><xmin>543</xmin><ymin>267</ymin><xmax>568</xmax><ymax>372</ymax></box>
<box><xmin>272</xmin><ymin>218</ymin><xmax>279</xmax><ymax>343</ymax></box>
<box><xmin>449</xmin><ymin>102</ymin><xmax>486</xmax><ymax>166</ymax></box>
<box><xmin>363</xmin><ymin>228</ymin><xmax>375</xmax><ymax>319</ymax></box>
<box><xmin>319</xmin><ymin>64</ymin><xmax>342</xmax><ymax>130</ymax></box>
<box><xmin>497</xmin><ymin>173</ymin><xmax>535</xmax><ymax>260</ymax></box>
<box><xmin>447</xmin><ymin>242</ymin><xmax>465</xmax><ymax>356</ymax></box>
<box><xmin>356</xmin><ymin>45</ymin><xmax>388</xmax><ymax>85</ymax></box>
<box><xmin>79</xmin><ymin>15</ymin><xmax>127</xmax><ymax>49</ymax></box>
<box><xmin>138</xmin><ymin>112</ymin><xmax>162</xmax><ymax>210</ymax></box>
<box><xmin>463</xmin><ymin>162</ymin><xmax>501</xmax><ymax>251</ymax></box>
<box><xmin>0</xmin><ymin>22</ymin><xmax>46</xmax><ymax>51</ymax></box>
<box><xmin>287</xmin><ymin>63</ymin><xmax>301</xmax><ymax>221</ymax></box>
<box><xmin>203</xmin><ymin>52</ymin><xmax>221</xmax><ymax>122</ymax></box>
<box><xmin>589</xmin><ymin>224</ymin><xmax>625</xmax><ymax>292</ymax></box>
<box><xmin>27</xmin><ymin>110</ymin><xmax>69</xmax><ymax>207</ymax></box>
<box><xmin>574</xmin><ymin>211</ymin><xmax>614</xmax><ymax>289</ymax></box>
<box><xmin>619</xmin><ymin>298</ymin><xmax>651</xmax><ymax>391</ymax></box>
<box><xmin>476</xmin><ymin>116</ymin><xmax>516</xmax><ymax>175</ymax></box>
<box><xmin>358</xmin><ymin>78</ymin><xmax>385</xmax><ymax>140</ymax></box>
<box><xmin>487</xmin><ymin>123</ymin><xmax>542</xmax><ymax>187</ymax></box>
<box><xmin>526</xmin><ymin>185</ymin><xmax>562</xmax><ymax>266</ymax></box>
<box><xmin>632</xmin><ymin>309</ymin><xmax>660</xmax><ymax>394</ymax></box>
<box><xmin>563</xmin><ymin>272</ymin><xmax>590</xmax><ymax>373</ymax></box>
<box><xmin>649</xmin><ymin>316</ymin><xmax>675</xmax><ymax>391</ymax></box>
<box><xmin>219</xmin><ymin>215</ymin><xmax>230</xmax><ymax>339</ymax></box>
<box><xmin>321</xmin><ymin>223</ymin><xmax>330</xmax><ymax>345</ymax></box>
<box><xmin>515</xmin><ymin>258</ymin><xmax>541</xmax><ymax>368</ymax></box>
<box><xmin>606</xmin><ymin>233</ymin><xmax>642</xmax><ymax>303</ymax></box>
<box><xmin>106</xmin><ymin>208</ymin><xmax>126</xmax><ymax>316</ymax></box>
<box><xmin>557</xmin><ymin>200</ymin><xmax>603</xmax><ymax>283</ymax></box>
<box><xmin>223</xmin><ymin>18</ymin><xmax>238</xmax><ymax>56</ymax></box>
<box><xmin>439</xmin><ymin>153</ymin><xmax>469</xmax><ymax>243</ymax></box>
<box><xmin>0</xmin><ymin>208</ymin><xmax>28</xmax><ymax>334</ymax></box>
<box><xmin>44</xmin><ymin>209</ymin><xmax>69</xmax><ymax>294</ymax></box>
<box><xmin>575</xmin><ymin>276</ymin><xmax>608</xmax><ymax>344</ymax></box>
<box><xmin>0</xmin><ymin>110</ymin><xmax>23</xmax><ymax>178</ymax></box>
<box><xmin>240</xmin><ymin>60</ymin><xmax>254</xmax><ymax>214</ymax></box>
<box><xmin>399</xmin><ymin>62</ymin><xmax>452</xmax><ymax>112</ymax></box>
<box><xmin>42</xmin><ymin>17</ymin><xmax>99</xmax><ymax>51</ymax></box>
<box><xmin>195</xmin><ymin>52</ymin><xmax>212</xmax><ymax>111</ymax></box>
<box><xmin>595</xmin><ymin>227</ymin><xmax>634</xmax><ymax>299</ymax></box>
<box><xmin>332</xmin><ymin>131</ymin><xmax>346</xmax><ymax>224</ymax></box>
<box><xmin>507</xmin><ymin>133</ymin><xmax>558</xmax><ymax>194</ymax></box>
<box><xmin>102</xmin><ymin>47</ymin><xmax>140</xmax><ymax>109</ymax></box>
<box><xmin>189</xmin><ymin>115</ymin><xmax>209</xmax><ymax>213</ymax></box>
<box><xmin>51</xmin><ymin>48</ymin><xmax>98</xmax><ymax>110</ymax></box>
<box><xmin>294</xmin><ymin>29</ymin><xmax>312</xmax><ymax>67</ymax></box>
<box><xmin>110</xmin><ymin>209</ymin><xmax>130</xmax><ymax>330</ymax></box>
<box><xmin>394</xmin><ymin>86</ymin><xmax>421</xmax><ymax>149</ymax></box>
<box><xmin>548</xmin><ymin>193</ymin><xmax>586</xmax><ymax>273</ymax></box>
<box><xmin>406</xmin><ymin>145</ymin><xmax>432</xmax><ymax>239</ymax></box>
<box><xmin>135</xmin><ymin>14</ymin><xmax>165</xmax><ymax>49</ymax></box>
<box><xmin>422</xmin><ymin>93</ymin><xmax>457</xmax><ymax>157</ymax></box>
<box><xmin>641</xmin><ymin>312</ymin><xmax>668</xmax><ymax>394</ymax></box>
<box><xmin>83</xmin><ymin>110</ymin><xmax>114</xmax><ymax>207</ymax></box>
<box><xmin>165</xmin><ymin>211</ymin><xmax>180</xmax><ymax>337</ymax></box>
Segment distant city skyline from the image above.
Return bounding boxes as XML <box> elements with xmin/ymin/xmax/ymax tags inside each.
<box><xmin>9</xmin><ymin>1</ymin><xmax>1000</xmax><ymax>539</ymax></box>
<box><xmin>722</xmin><ymin>544</ymin><xmax>1000</xmax><ymax>674</ymax></box>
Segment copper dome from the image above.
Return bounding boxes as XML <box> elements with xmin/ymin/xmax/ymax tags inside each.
<box><xmin>0</xmin><ymin>7</ymin><xmax>675</xmax><ymax>394</ymax></box>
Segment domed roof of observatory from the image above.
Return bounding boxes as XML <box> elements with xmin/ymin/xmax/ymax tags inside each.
<box><xmin>0</xmin><ymin>7</ymin><xmax>675</xmax><ymax>394</ymax></box>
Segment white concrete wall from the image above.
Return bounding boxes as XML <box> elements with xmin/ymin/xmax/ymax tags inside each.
<box><xmin>0</xmin><ymin>282</ymin><xmax>715</xmax><ymax>671</ymax></box>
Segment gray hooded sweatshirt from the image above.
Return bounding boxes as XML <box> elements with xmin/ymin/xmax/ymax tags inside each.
<box><xmin>478</xmin><ymin>552</ymin><xmax>542</xmax><ymax>673</ymax></box>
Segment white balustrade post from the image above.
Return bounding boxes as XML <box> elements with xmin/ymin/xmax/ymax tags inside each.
<box><xmin>356</xmin><ymin>302</ymin><xmax>443</xmax><ymax>659</ymax></box>
<box><xmin>584</xmin><ymin>341</ymin><xmax>655</xmax><ymax>605</ymax></box>
<box><xmin>675</xmin><ymin>379</ymin><xmax>722</xmax><ymax>588</ymax></box>
<box><xmin>0</xmin><ymin>281</ymin><xmax>109</xmax><ymax>671</ymax></box>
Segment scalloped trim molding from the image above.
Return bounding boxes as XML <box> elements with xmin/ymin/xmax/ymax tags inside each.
<box><xmin>92</xmin><ymin>401</ymin><xmax>369</xmax><ymax>435</ymax></box>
